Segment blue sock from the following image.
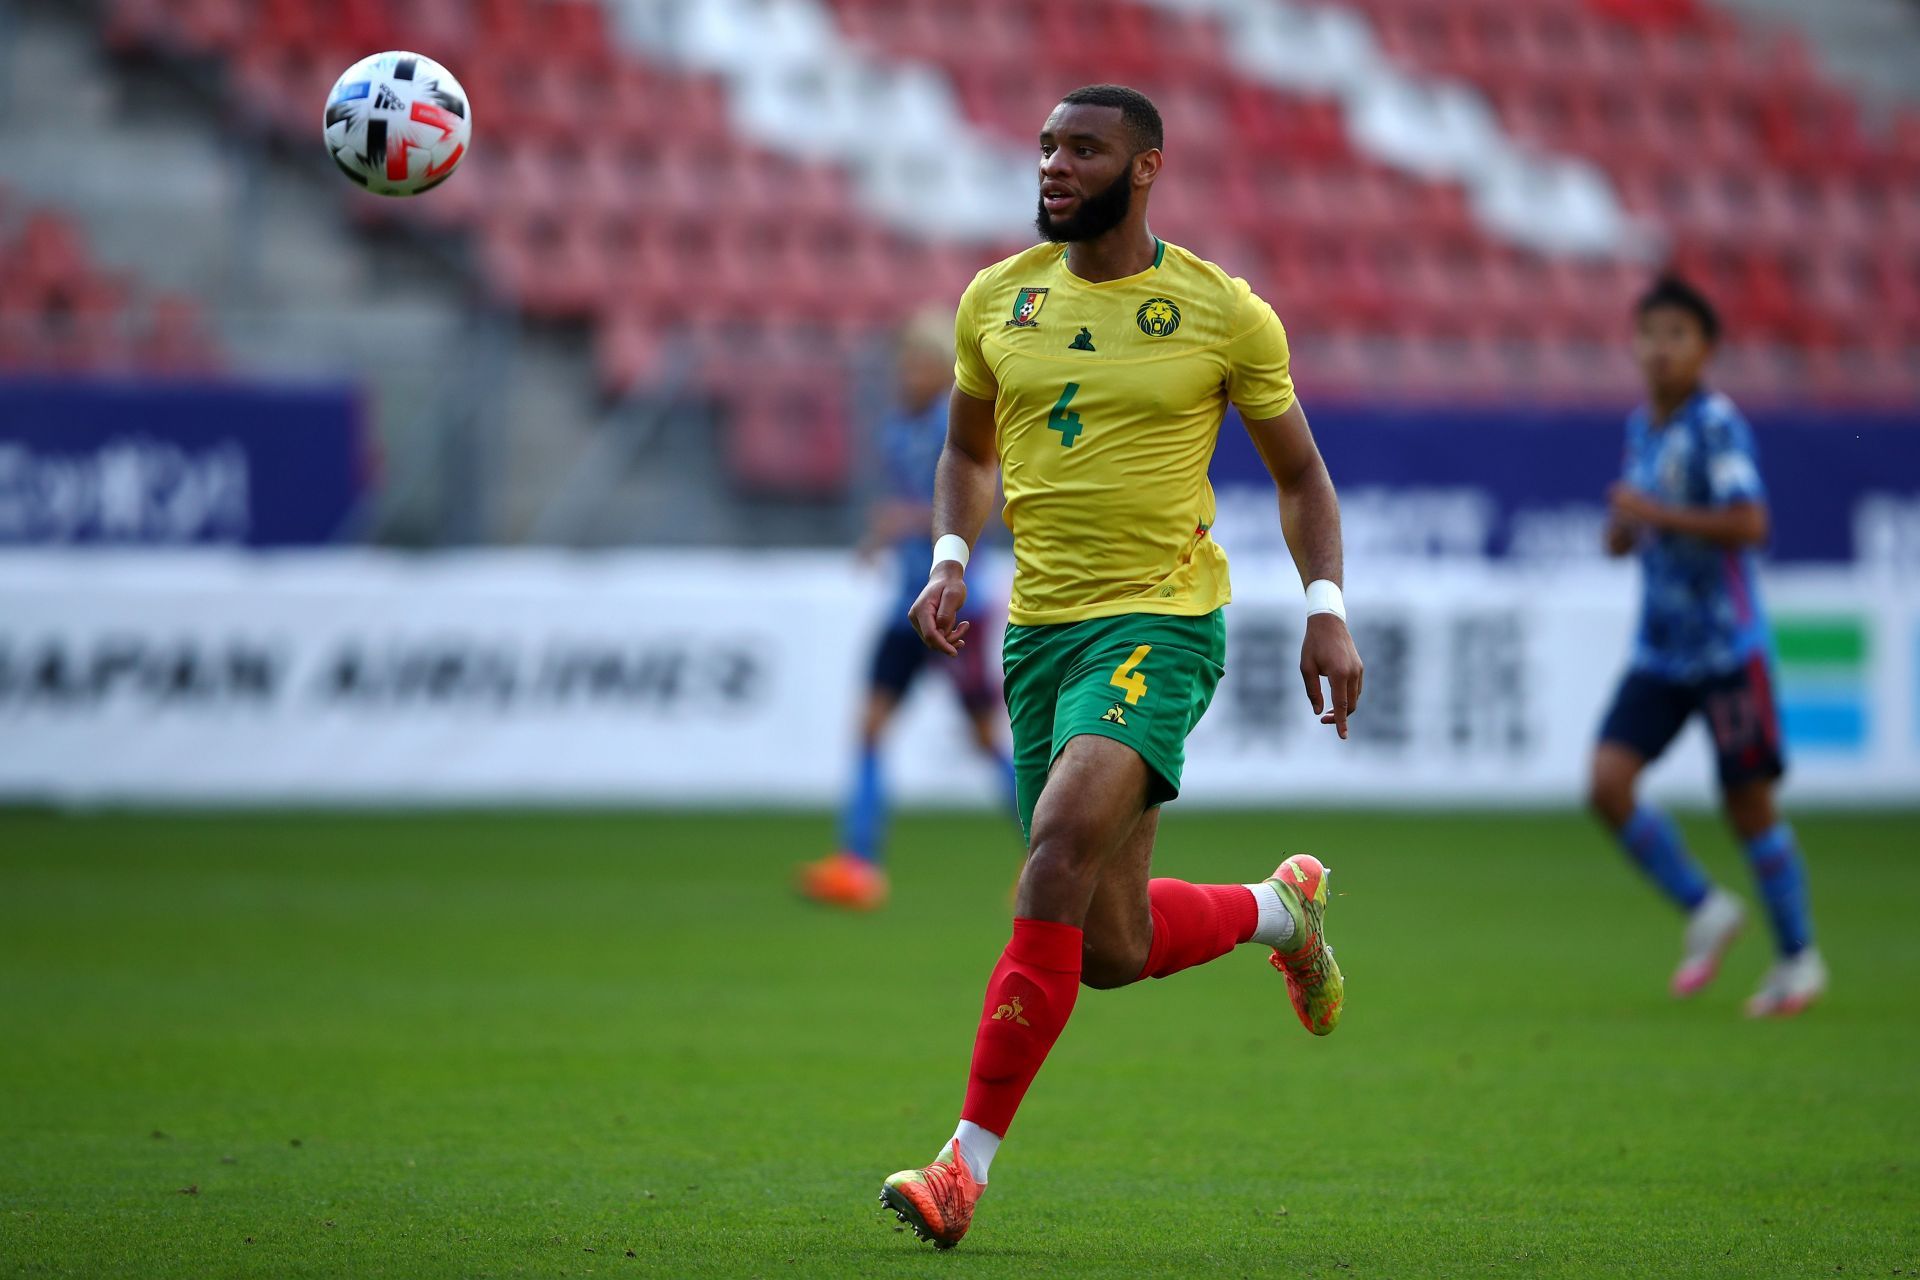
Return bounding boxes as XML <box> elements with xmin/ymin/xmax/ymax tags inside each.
<box><xmin>993</xmin><ymin>751</ymin><xmax>1018</xmax><ymax>824</ymax></box>
<box><xmin>1743</xmin><ymin>822</ymin><xmax>1812</xmax><ymax>956</ymax></box>
<box><xmin>1617</xmin><ymin>805</ymin><xmax>1712</xmax><ymax>912</ymax></box>
<box><xmin>837</xmin><ymin>745</ymin><xmax>885</xmax><ymax>866</ymax></box>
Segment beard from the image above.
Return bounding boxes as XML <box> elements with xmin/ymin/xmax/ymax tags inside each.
<box><xmin>1035</xmin><ymin>167</ymin><xmax>1134</xmax><ymax>243</ymax></box>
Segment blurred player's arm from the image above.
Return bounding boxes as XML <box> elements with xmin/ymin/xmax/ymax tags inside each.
<box><xmin>1607</xmin><ymin>484</ymin><xmax>1769</xmax><ymax>549</ymax></box>
<box><xmin>1244</xmin><ymin>399</ymin><xmax>1365</xmax><ymax>738</ymax></box>
<box><xmin>1608</xmin><ymin>416</ymin><xmax>1769</xmax><ymax>550</ymax></box>
<box><xmin>907</xmin><ymin>387</ymin><xmax>998</xmax><ymax>656</ymax></box>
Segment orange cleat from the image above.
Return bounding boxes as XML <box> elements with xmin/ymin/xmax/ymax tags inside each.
<box><xmin>795</xmin><ymin>851</ymin><xmax>889</xmax><ymax>911</ymax></box>
<box><xmin>1266</xmin><ymin>853</ymin><xmax>1345</xmax><ymax>1036</ymax></box>
<box><xmin>879</xmin><ymin>1141</ymin><xmax>984</xmax><ymax>1249</ymax></box>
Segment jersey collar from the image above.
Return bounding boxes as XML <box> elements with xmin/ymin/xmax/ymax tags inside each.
<box><xmin>1057</xmin><ymin>238</ymin><xmax>1166</xmax><ymax>288</ymax></box>
<box><xmin>1642</xmin><ymin>384</ymin><xmax>1711</xmax><ymax>431</ymax></box>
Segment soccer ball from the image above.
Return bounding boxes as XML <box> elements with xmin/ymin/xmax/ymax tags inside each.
<box><xmin>323</xmin><ymin>51</ymin><xmax>471</xmax><ymax>197</ymax></box>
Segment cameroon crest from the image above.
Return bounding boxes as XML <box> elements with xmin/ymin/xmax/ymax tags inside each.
<box><xmin>1006</xmin><ymin>287</ymin><xmax>1049</xmax><ymax>327</ymax></box>
<box><xmin>1136</xmin><ymin>297</ymin><xmax>1181</xmax><ymax>337</ymax></box>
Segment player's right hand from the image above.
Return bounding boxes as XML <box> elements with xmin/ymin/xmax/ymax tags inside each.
<box><xmin>908</xmin><ymin>565</ymin><xmax>971</xmax><ymax>657</ymax></box>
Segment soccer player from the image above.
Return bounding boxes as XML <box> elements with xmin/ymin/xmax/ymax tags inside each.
<box><xmin>877</xmin><ymin>85</ymin><xmax>1363</xmax><ymax>1249</ymax></box>
<box><xmin>1589</xmin><ymin>275</ymin><xmax>1824</xmax><ymax>1017</ymax></box>
<box><xmin>796</xmin><ymin>311</ymin><xmax>1018</xmax><ymax>911</ymax></box>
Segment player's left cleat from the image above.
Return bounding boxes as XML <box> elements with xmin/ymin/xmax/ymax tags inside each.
<box><xmin>1265</xmin><ymin>853</ymin><xmax>1344</xmax><ymax>1036</ymax></box>
<box><xmin>1744</xmin><ymin>946</ymin><xmax>1827</xmax><ymax>1018</ymax></box>
<box><xmin>879</xmin><ymin>1141</ymin><xmax>983</xmax><ymax>1249</ymax></box>
<box><xmin>795</xmin><ymin>851</ymin><xmax>889</xmax><ymax>911</ymax></box>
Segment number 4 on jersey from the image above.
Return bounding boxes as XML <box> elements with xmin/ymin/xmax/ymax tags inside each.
<box><xmin>1109</xmin><ymin>644</ymin><xmax>1151</xmax><ymax>704</ymax></box>
<box><xmin>1049</xmin><ymin>382</ymin><xmax>1084</xmax><ymax>448</ymax></box>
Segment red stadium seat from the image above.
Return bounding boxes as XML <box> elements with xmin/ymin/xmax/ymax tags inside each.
<box><xmin>172</xmin><ymin>0</ymin><xmax>250</xmax><ymax>56</ymax></box>
<box><xmin>1033</xmin><ymin>1</ymin><xmax>1156</xmax><ymax>79</ymax></box>
<box><xmin>1888</xmin><ymin>111</ymin><xmax>1920</xmax><ymax>182</ymax></box>
<box><xmin>387</xmin><ymin>0</ymin><xmax>474</xmax><ymax>63</ymax></box>
<box><xmin>254</xmin><ymin>0</ymin><xmax>335</xmax><ymax>56</ymax></box>
<box><xmin>1587</xmin><ymin>0</ymin><xmax>1706</xmax><ymax>32</ymax></box>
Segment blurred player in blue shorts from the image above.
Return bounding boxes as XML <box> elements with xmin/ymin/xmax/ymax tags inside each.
<box><xmin>796</xmin><ymin>310</ymin><xmax>1018</xmax><ymax>911</ymax></box>
<box><xmin>1590</xmin><ymin>275</ymin><xmax>1823</xmax><ymax>1016</ymax></box>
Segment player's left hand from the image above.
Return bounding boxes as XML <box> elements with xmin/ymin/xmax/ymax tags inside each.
<box><xmin>1301</xmin><ymin>614</ymin><xmax>1363</xmax><ymax>739</ymax></box>
<box><xmin>1607</xmin><ymin>482</ymin><xmax>1664</xmax><ymax>528</ymax></box>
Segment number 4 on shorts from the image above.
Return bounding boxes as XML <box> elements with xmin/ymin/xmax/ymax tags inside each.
<box><xmin>1109</xmin><ymin>645</ymin><xmax>1151</xmax><ymax>705</ymax></box>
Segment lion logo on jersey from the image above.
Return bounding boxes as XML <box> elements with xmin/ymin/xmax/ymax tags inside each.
<box><xmin>1006</xmin><ymin>287</ymin><xmax>1049</xmax><ymax>328</ymax></box>
<box><xmin>1136</xmin><ymin>298</ymin><xmax>1181</xmax><ymax>337</ymax></box>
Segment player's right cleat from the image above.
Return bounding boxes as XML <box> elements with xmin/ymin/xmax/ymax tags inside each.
<box><xmin>1671</xmin><ymin>888</ymin><xmax>1744</xmax><ymax>998</ymax></box>
<box><xmin>795</xmin><ymin>851</ymin><xmax>889</xmax><ymax>911</ymax></box>
<box><xmin>879</xmin><ymin>1141</ymin><xmax>983</xmax><ymax>1249</ymax></box>
<box><xmin>1265</xmin><ymin>853</ymin><xmax>1344</xmax><ymax>1035</ymax></box>
<box><xmin>1745</xmin><ymin>946</ymin><xmax>1827</xmax><ymax>1018</ymax></box>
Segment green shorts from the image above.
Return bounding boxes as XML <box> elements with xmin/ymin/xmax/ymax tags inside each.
<box><xmin>1001</xmin><ymin>609</ymin><xmax>1226</xmax><ymax>841</ymax></box>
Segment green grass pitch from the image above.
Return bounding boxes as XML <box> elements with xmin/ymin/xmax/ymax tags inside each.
<box><xmin>2</xmin><ymin>808</ymin><xmax>1916</xmax><ymax>1278</ymax></box>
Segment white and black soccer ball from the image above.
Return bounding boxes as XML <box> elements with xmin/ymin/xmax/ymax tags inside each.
<box><xmin>323</xmin><ymin>51</ymin><xmax>471</xmax><ymax>197</ymax></box>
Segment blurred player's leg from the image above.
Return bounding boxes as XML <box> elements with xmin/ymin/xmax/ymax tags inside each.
<box><xmin>963</xmin><ymin>705</ymin><xmax>1018</xmax><ymax>819</ymax></box>
<box><xmin>1733</xmin><ymin>807</ymin><xmax>1813</xmax><ymax>956</ymax></box>
<box><xmin>952</xmin><ymin>638</ymin><xmax>1018</xmax><ymax>820</ymax></box>
<box><xmin>1619</xmin><ymin>803</ymin><xmax>1713</xmax><ymax>912</ymax></box>
<box><xmin>1723</xmin><ymin>780</ymin><xmax>1823</xmax><ymax>1016</ymax></box>
<box><xmin>1593</xmin><ymin>744</ymin><xmax>1715</xmax><ymax>912</ymax></box>
<box><xmin>1705</xmin><ymin>663</ymin><xmax>1822</xmax><ymax>1016</ymax></box>
<box><xmin>798</xmin><ymin>681</ymin><xmax>908</xmax><ymax>910</ymax></box>
<box><xmin>842</xmin><ymin>746</ymin><xmax>884</xmax><ymax>858</ymax></box>
<box><xmin>1593</xmin><ymin>680</ymin><xmax>1741</xmax><ymax>996</ymax></box>
<box><xmin>950</xmin><ymin>625</ymin><xmax>1025</xmax><ymax>905</ymax></box>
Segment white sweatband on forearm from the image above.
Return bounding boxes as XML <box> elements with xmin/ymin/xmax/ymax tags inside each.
<box><xmin>1304</xmin><ymin>579</ymin><xmax>1346</xmax><ymax>622</ymax></box>
<box><xmin>931</xmin><ymin>534</ymin><xmax>971</xmax><ymax>572</ymax></box>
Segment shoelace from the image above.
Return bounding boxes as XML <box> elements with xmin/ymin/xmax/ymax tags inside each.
<box><xmin>1277</xmin><ymin>932</ymin><xmax>1326</xmax><ymax>972</ymax></box>
<box><xmin>923</xmin><ymin>1158</ymin><xmax>975</xmax><ymax>1221</ymax></box>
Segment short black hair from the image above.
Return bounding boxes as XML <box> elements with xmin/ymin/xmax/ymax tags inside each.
<box><xmin>1058</xmin><ymin>84</ymin><xmax>1163</xmax><ymax>153</ymax></box>
<box><xmin>1636</xmin><ymin>273</ymin><xmax>1720</xmax><ymax>344</ymax></box>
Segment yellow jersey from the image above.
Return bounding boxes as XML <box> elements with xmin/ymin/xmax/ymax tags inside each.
<box><xmin>953</xmin><ymin>238</ymin><xmax>1296</xmax><ymax>627</ymax></box>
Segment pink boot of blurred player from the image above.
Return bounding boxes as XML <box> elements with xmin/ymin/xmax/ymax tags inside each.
<box><xmin>1671</xmin><ymin>888</ymin><xmax>1744</xmax><ymax>998</ymax></box>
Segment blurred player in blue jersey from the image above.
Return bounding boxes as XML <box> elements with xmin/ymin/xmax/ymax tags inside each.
<box><xmin>1590</xmin><ymin>275</ymin><xmax>1824</xmax><ymax>1016</ymax></box>
<box><xmin>796</xmin><ymin>310</ymin><xmax>1018</xmax><ymax>911</ymax></box>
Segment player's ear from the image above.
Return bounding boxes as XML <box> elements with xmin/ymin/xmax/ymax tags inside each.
<box><xmin>1132</xmin><ymin>147</ymin><xmax>1161</xmax><ymax>187</ymax></box>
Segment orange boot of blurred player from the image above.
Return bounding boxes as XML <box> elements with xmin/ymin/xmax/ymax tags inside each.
<box><xmin>796</xmin><ymin>851</ymin><xmax>890</xmax><ymax>911</ymax></box>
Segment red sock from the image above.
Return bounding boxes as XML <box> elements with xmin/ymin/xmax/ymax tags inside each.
<box><xmin>1136</xmin><ymin>880</ymin><xmax>1258</xmax><ymax>980</ymax></box>
<box><xmin>959</xmin><ymin>917</ymin><xmax>1083</xmax><ymax>1138</ymax></box>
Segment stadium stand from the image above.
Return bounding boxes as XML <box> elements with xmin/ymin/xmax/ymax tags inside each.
<box><xmin>0</xmin><ymin>190</ymin><xmax>221</xmax><ymax>377</ymax></box>
<box><xmin>1353</xmin><ymin>0</ymin><xmax>1920</xmax><ymax>402</ymax></box>
<box><xmin>93</xmin><ymin>0</ymin><xmax>1917</xmax><ymax>495</ymax></box>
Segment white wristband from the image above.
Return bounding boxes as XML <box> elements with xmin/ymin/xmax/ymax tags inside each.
<box><xmin>932</xmin><ymin>534</ymin><xmax>971</xmax><ymax>573</ymax></box>
<box><xmin>1304</xmin><ymin>579</ymin><xmax>1346</xmax><ymax>622</ymax></box>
